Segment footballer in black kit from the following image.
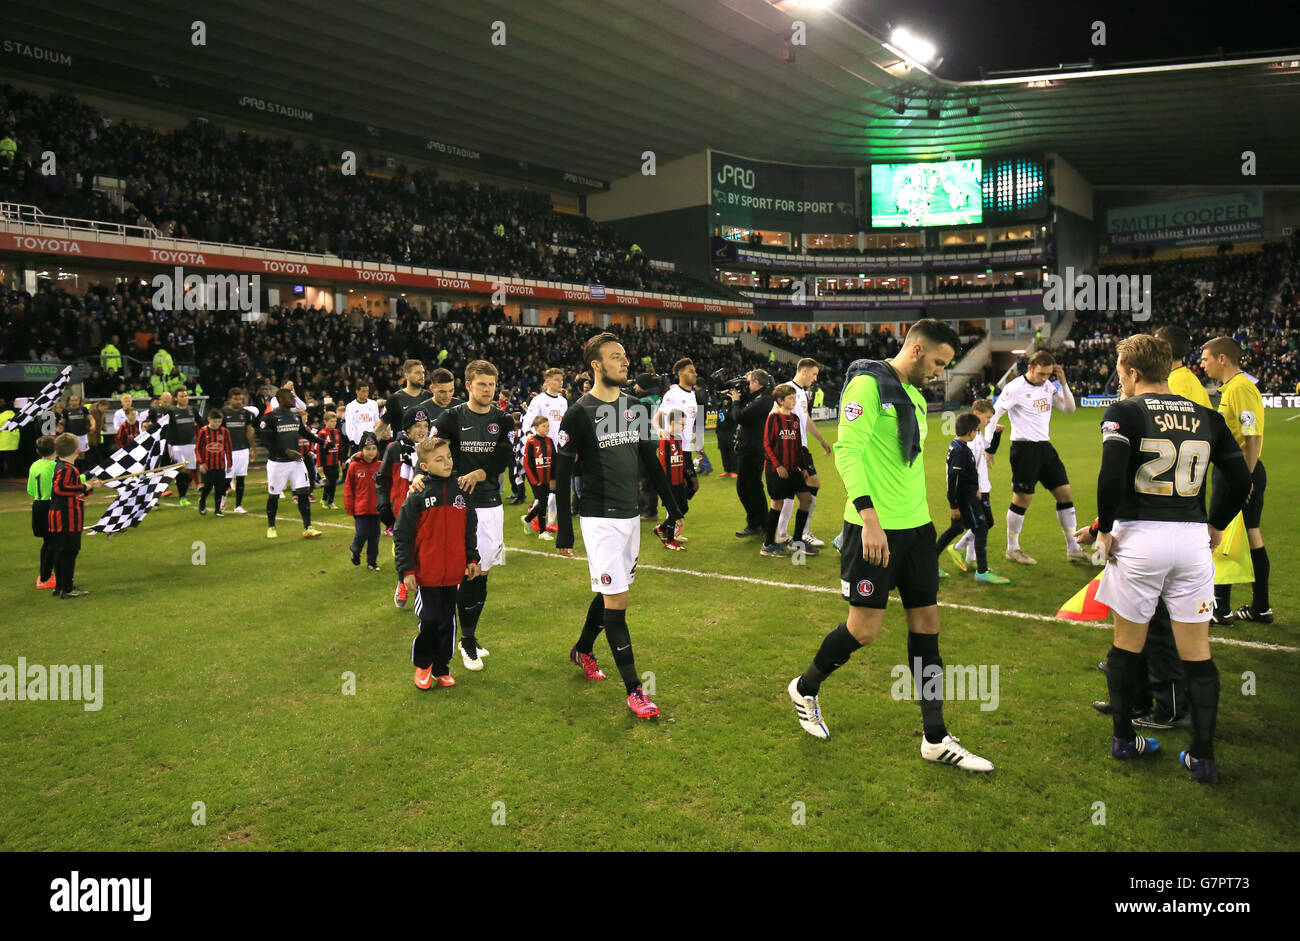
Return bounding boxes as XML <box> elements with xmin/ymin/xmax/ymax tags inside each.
<box><xmin>221</xmin><ymin>388</ymin><xmax>258</xmax><ymax>512</ymax></box>
<box><xmin>157</xmin><ymin>390</ymin><xmax>202</xmax><ymax>504</ymax></box>
<box><xmin>554</xmin><ymin>332</ymin><xmax>685</xmax><ymax>719</ymax></box>
<box><xmin>428</xmin><ymin>361</ymin><xmax>514</xmax><ymax>670</ymax></box>
<box><xmin>258</xmin><ymin>388</ymin><xmax>322</xmax><ymax>536</ymax></box>
<box><xmin>1094</xmin><ymin>335</ymin><xmax>1252</xmax><ymax>783</ymax></box>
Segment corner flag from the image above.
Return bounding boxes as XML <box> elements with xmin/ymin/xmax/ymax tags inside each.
<box><xmin>1057</xmin><ymin>570</ymin><xmax>1111</xmax><ymax>621</ymax></box>
<box><xmin>1213</xmin><ymin>513</ymin><xmax>1254</xmax><ymax>585</ymax></box>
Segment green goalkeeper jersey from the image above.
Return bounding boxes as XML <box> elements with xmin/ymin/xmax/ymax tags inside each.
<box><xmin>835</xmin><ymin>373</ymin><xmax>930</xmax><ymax>530</ymax></box>
<box><xmin>28</xmin><ymin>458</ymin><xmax>56</xmax><ymax>501</ymax></box>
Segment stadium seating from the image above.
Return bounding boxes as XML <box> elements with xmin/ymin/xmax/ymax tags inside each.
<box><xmin>0</xmin><ymin>83</ymin><xmax>732</xmax><ymax>300</ymax></box>
<box><xmin>1056</xmin><ymin>237</ymin><xmax>1300</xmax><ymax>395</ymax></box>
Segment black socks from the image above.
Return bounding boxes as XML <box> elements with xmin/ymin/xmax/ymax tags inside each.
<box><xmin>234</xmin><ymin>475</ymin><xmax>245</xmax><ymax>508</ymax></box>
<box><xmin>296</xmin><ymin>492</ymin><xmax>311</xmax><ymax>528</ymax></box>
<box><xmin>974</xmin><ymin>527</ymin><xmax>988</xmax><ymax>573</ymax></box>
<box><xmin>1184</xmin><ymin>658</ymin><xmax>1219</xmax><ymax>760</ymax></box>
<box><xmin>601</xmin><ymin>608</ymin><xmax>639</xmax><ymax>693</ymax></box>
<box><xmin>458</xmin><ymin>574</ymin><xmax>488</xmax><ymax>649</ymax></box>
<box><xmin>1250</xmin><ymin>546</ymin><xmax>1270</xmax><ymax>612</ymax></box>
<box><xmin>1106</xmin><ymin>646</ymin><xmax>1144</xmax><ymax>740</ymax></box>
<box><xmin>764</xmin><ymin>507</ymin><xmax>779</xmax><ymax>546</ymax></box>
<box><xmin>576</xmin><ymin>594</ymin><xmax>605</xmax><ymax>654</ymax></box>
<box><xmin>794</xmin><ymin>509</ymin><xmax>809</xmax><ymax>545</ymax></box>
<box><xmin>908</xmin><ymin>631</ymin><xmax>948</xmax><ymax>745</ymax></box>
<box><xmin>266</xmin><ymin>494</ymin><xmax>279</xmax><ymax>527</ymax></box>
<box><xmin>798</xmin><ymin>622</ymin><xmax>860</xmax><ymax>696</ymax></box>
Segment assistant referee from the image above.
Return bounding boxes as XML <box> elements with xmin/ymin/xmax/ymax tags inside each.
<box><xmin>786</xmin><ymin>318</ymin><xmax>994</xmax><ymax>773</ymax></box>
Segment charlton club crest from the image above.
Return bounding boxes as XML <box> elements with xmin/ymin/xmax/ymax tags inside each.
<box><xmin>453</xmin><ymin>495</ymin><xmax>466</xmax><ymax>509</ymax></box>
<box><xmin>487</xmin><ymin>422</ymin><xmax>500</xmax><ymax>435</ymax></box>
<box><xmin>600</xmin><ymin>574</ymin><xmax>613</xmax><ymax>586</ymax></box>
<box><xmin>857</xmin><ymin>579</ymin><xmax>875</xmax><ymax>596</ymax></box>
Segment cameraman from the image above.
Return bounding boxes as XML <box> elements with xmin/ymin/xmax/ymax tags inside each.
<box><xmin>727</xmin><ymin>368</ymin><xmax>774</xmax><ymax>538</ymax></box>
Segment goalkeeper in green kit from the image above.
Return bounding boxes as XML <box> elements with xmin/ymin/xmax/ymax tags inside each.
<box><xmin>785</xmin><ymin>319</ymin><xmax>994</xmax><ymax>773</ymax></box>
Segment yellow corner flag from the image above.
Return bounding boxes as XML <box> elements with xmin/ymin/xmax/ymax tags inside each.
<box><xmin>1057</xmin><ymin>569</ymin><xmax>1111</xmax><ymax>621</ymax></box>
<box><xmin>1213</xmin><ymin>513</ymin><xmax>1255</xmax><ymax>585</ymax></box>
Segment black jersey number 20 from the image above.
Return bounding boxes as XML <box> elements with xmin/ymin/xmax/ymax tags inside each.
<box><xmin>1135</xmin><ymin>437</ymin><xmax>1212</xmax><ymax>497</ymax></box>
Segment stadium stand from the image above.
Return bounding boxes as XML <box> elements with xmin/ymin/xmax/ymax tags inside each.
<box><xmin>0</xmin><ymin>83</ymin><xmax>734</xmax><ymax>300</ymax></box>
<box><xmin>1054</xmin><ymin>237</ymin><xmax>1300</xmax><ymax>396</ymax></box>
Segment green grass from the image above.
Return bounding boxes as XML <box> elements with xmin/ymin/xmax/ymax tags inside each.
<box><xmin>1</xmin><ymin>409</ymin><xmax>1297</xmax><ymax>851</ymax></box>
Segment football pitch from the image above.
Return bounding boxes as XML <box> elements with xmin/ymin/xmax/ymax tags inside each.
<box><xmin>1</xmin><ymin>409</ymin><xmax>1296</xmax><ymax>852</ymax></box>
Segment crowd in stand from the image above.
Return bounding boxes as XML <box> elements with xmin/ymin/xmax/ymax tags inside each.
<box><xmin>0</xmin><ymin>83</ymin><xmax>733</xmax><ymax>300</ymax></box>
<box><xmin>1055</xmin><ymin>236</ymin><xmax>1300</xmax><ymax>395</ymax></box>
<box><xmin>0</xmin><ymin>276</ymin><xmax>779</xmax><ymax>420</ymax></box>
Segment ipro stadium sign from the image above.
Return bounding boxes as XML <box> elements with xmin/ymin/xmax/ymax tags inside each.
<box><xmin>1106</xmin><ymin>192</ymin><xmax>1263</xmax><ymax>249</ymax></box>
<box><xmin>709</xmin><ymin>150</ymin><xmax>857</xmax><ymax>233</ymax></box>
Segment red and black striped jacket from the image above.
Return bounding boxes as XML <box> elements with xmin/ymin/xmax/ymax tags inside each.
<box><xmin>393</xmin><ymin>473</ymin><xmax>479</xmax><ymax>587</ymax></box>
<box><xmin>196</xmin><ymin>425</ymin><xmax>233</xmax><ymax>472</ymax></box>
<box><xmin>115</xmin><ymin>420</ymin><xmax>140</xmax><ymax>450</ymax></box>
<box><xmin>523</xmin><ymin>434</ymin><xmax>555</xmax><ymax>486</ymax></box>
<box><xmin>657</xmin><ymin>435</ymin><xmax>687</xmax><ymax>487</ymax></box>
<box><xmin>317</xmin><ymin>426</ymin><xmax>342</xmax><ymax>468</ymax></box>
<box><xmin>48</xmin><ymin>461</ymin><xmax>88</xmax><ymax>533</ymax></box>
<box><xmin>764</xmin><ymin>411</ymin><xmax>810</xmax><ymax>474</ymax></box>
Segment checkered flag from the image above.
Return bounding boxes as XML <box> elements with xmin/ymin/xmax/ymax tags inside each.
<box><xmin>87</xmin><ymin>466</ymin><xmax>180</xmax><ymax>538</ymax></box>
<box><xmin>87</xmin><ymin>423</ymin><xmax>168</xmax><ymax>481</ymax></box>
<box><xmin>1</xmin><ymin>365</ymin><xmax>72</xmax><ymax>432</ymax></box>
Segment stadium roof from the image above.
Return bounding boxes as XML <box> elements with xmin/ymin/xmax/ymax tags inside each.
<box><xmin>4</xmin><ymin>0</ymin><xmax>1299</xmax><ymax>186</ymax></box>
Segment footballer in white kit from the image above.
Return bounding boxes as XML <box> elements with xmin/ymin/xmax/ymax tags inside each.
<box><xmin>985</xmin><ymin>351</ymin><xmax>1089</xmax><ymax>565</ymax></box>
<box><xmin>521</xmin><ymin>368</ymin><xmax>569</xmax><ymax>527</ymax></box>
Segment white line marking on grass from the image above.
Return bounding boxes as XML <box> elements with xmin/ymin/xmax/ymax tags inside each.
<box><xmin>139</xmin><ymin>503</ymin><xmax>1299</xmax><ymax>654</ymax></box>
<box><xmin>504</xmin><ymin>546</ymin><xmax>1298</xmax><ymax>653</ymax></box>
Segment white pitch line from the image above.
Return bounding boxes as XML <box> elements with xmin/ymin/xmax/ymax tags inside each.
<box><xmin>143</xmin><ymin>503</ymin><xmax>1298</xmax><ymax>654</ymax></box>
<box><xmin>504</xmin><ymin>546</ymin><xmax>1298</xmax><ymax>653</ymax></box>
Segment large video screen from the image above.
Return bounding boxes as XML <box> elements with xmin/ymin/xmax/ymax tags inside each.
<box><xmin>871</xmin><ymin>159</ymin><xmax>983</xmax><ymax>227</ymax></box>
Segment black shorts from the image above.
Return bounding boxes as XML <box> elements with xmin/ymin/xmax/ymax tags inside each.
<box><xmin>765</xmin><ymin>467</ymin><xmax>813</xmax><ymax>501</ymax></box>
<box><xmin>839</xmin><ymin>521</ymin><xmax>939</xmax><ymax>610</ymax></box>
<box><xmin>1217</xmin><ymin>460</ymin><xmax>1267</xmax><ymax>529</ymax></box>
<box><xmin>32</xmin><ymin>500</ymin><xmax>50</xmax><ymax>538</ymax></box>
<box><xmin>1009</xmin><ymin>440</ymin><xmax>1069</xmax><ymax>495</ymax></box>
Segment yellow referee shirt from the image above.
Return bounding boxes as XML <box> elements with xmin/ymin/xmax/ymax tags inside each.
<box><xmin>1167</xmin><ymin>365</ymin><xmax>1211</xmax><ymax>409</ymax></box>
<box><xmin>1217</xmin><ymin>371</ymin><xmax>1265</xmax><ymax>452</ymax></box>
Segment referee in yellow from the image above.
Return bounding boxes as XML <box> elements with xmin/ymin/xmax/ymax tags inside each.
<box><xmin>1200</xmin><ymin>336</ymin><xmax>1271</xmax><ymax>624</ymax></box>
<box><xmin>1156</xmin><ymin>326</ymin><xmax>1212</xmax><ymax>409</ymax></box>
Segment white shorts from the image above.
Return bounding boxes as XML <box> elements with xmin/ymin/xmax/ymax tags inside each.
<box><xmin>230</xmin><ymin>448</ymin><xmax>250</xmax><ymax>477</ymax></box>
<box><xmin>476</xmin><ymin>504</ymin><xmax>506</xmax><ymax>573</ymax></box>
<box><xmin>171</xmin><ymin>443</ymin><xmax>196</xmax><ymax>469</ymax></box>
<box><xmin>75</xmin><ymin>434</ymin><xmax>89</xmax><ymax>452</ymax></box>
<box><xmin>266</xmin><ymin>459</ymin><xmax>309</xmax><ymax>496</ymax></box>
<box><xmin>1095</xmin><ymin>520</ymin><xmax>1216</xmax><ymax>623</ymax></box>
<box><xmin>580</xmin><ymin>515</ymin><xmax>640</xmax><ymax>595</ymax></box>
